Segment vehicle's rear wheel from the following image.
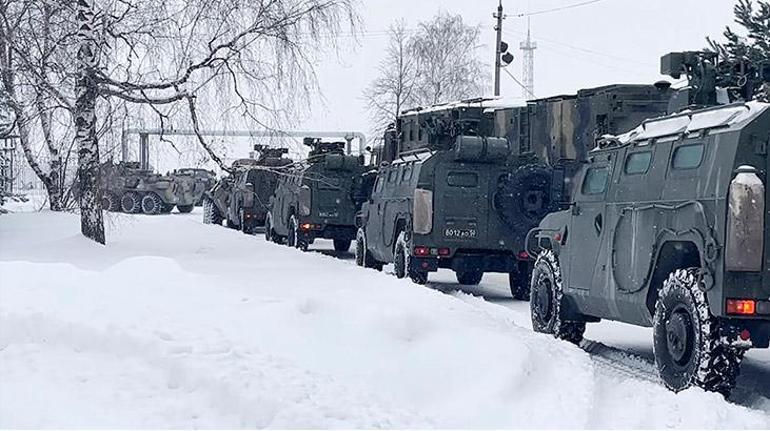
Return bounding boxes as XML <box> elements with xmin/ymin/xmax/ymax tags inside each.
<box><xmin>289</xmin><ymin>215</ymin><xmax>307</xmax><ymax>251</ymax></box>
<box><xmin>240</xmin><ymin>210</ymin><xmax>254</xmax><ymax>235</ymax></box>
<box><xmin>456</xmin><ymin>271</ymin><xmax>483</xmax><ymax>286</ymax></box>
<box><xmin>141</xmin><ymin>193</ymin><xmax>162</xmax><ymax>215</ymax></box>
<box><xmin>333</xmin><ymin>239</ymin><xmax>351</xmax><ymax>253</ymax></box>
<box><xmin>265</xmin><ymin>213</ymin><xmax>275</xmax><ymax>242</ymax></box>
<box><xmin>161</xmin><ymin>204</ymin><xmax>174</xmax><ymax>214</ymax></box>
<box><xmin>356</xmin><ymin>229</ymin><xmax>383</xmax><ymax>271</ymax></box>
<box><xmin>653</xmin><ymin>268</ymin><xmax>745</xmax><ymax>396</ymax></box>
<box><xmin>394</xmin><ymin>231</ymin><xmax>428</xmax><ymax>285</ymax></box>
<box><xmin>509</xmin><ymin>262</ymin><xmax>531</xmax><ymax>301</ymax></box>
<box><xmin>177</xmin><ymin>204</ymin><xmax>194</xmax><ymax>214</ymax></box>
<box><xmin>101</xmin><ymin>192</ymin><xmax>120</xmax><ymax>212</ymax></box>
<box><xmin>530</xmin><ymin>250</ymin><xmax>585</xmax><ymax>344</ymax></box>
<box><xmin>120</xmin><ymin>192</ymin><xmax>142</xmax><ymax>214</ymax></box>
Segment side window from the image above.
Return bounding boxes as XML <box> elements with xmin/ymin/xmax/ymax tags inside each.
<box><xmin>672</xmin><ymin>143</ymin><xmax>704</xmax><ymax>170</ymax></box>
<box><xmin>388</xmin><ymin>168</ymin><xmax>398</xmax><ymax>183</ymax></box>
<box><xmin>402</xmin><ymin>164</ymin><xmax>412</xmax><ymax>182</ymax></box>
<box><xmin>624</xmin><ymin>151</ymin><xmax>652</xmax><ymax>175</ymax></box>
<box><xmin>581</xmin><ymin>166</ymin><xmax>609</xmax><ymax>195</ymax></box>
<box><xmin>447</xmin><ymin>172</ymin><xmax>478</xmax><ymax>188</ymax></box>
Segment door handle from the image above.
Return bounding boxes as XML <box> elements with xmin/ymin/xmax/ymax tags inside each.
<box><xmin>594</xmin><ymin>213</ymin><xmax>603</xmax><ymax>235</ymax></box>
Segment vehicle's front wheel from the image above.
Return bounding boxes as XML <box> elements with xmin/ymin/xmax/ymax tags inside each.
<box><xmin>456</xmin><ymin>271</ymin><xmax>483</xmax><ymax>285</ymax></box>
<box><xmin>203</xmin><ymin>198</ymin><xmax>223</xmax><ymax>225</ymax></box>
<box><xmin>101</xmin><ymin>192</ymin><xmax>119</xmax><ymax>212</ymax></box>
<box><xmin>653</xmin><ymin>268</ymin><xmax>745</xmax><ymax>396</ymax></box>
<box><xmin>530</xmin><ymin>250</ymin><xmax>585</xmax><ymax>344</ymax></box>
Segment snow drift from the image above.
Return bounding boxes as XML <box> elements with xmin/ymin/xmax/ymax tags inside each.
<box><xmin>0</xmin><ymin>212</ymin><xmax>768</xmax><ymax>428</ymax></box>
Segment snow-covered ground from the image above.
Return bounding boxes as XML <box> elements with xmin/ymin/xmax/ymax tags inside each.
<box><xmin>1</xmin><ymin>210</ymin><xmax>769</xmax><ymax>428</ymax></box>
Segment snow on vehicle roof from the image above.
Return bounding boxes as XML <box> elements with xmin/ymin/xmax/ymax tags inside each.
<box><xmin>616</xmin><ymin>101</ymin><xmax>770</xmax><ymax>144</ymax></box>
<box><xmin>400</xmin><ymin>97</ymin><xmax>526</xmax><ymax>116</ymax></box>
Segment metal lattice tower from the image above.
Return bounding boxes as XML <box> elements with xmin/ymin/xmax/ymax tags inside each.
<box><xmin>519</xmin><ymin>19</ymin><xmax>537</xmax><ymax>99</ymax></box>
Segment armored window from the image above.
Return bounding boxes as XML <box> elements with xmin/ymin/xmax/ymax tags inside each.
<box><xmin>388</xmin><ymin>168</ymin><xmax>398</xmax><ymax>183</ymax></box>
<box><xmin>418</xmin><ymin>127</ymin><xmax>423</xmax><ymax>142</ymax></box>
<box><xmin>672</xmin><ymin>144</ymin><xmax>704</xmax><ymax>170</ymax></box>
<box><xmin>409</xmin><ymin>124</ymin><xmax>415</xmax><ymax>142</ymax></box>
<box><xmin>402</xmin><ymin>165</ymin><xmax>413</xmax><ymax>182</ymax></box>
<box><xmin>624</xmin><ymin>151</ymin><xmax>652</xmax><ymax>175</ymax></box>
<box><xmin>581</xmin><ymin>166</ymin><xmax>609</xmax><ymax>195</ymax></box>
<box><xmin>447</xmin><ymin>172</ymin><xmax>478</xmax><ymax>188</ymax></box>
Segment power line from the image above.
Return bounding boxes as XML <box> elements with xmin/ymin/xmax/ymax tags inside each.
<box><xmin>513</xmin><ymin>0</ymin><xmax>607</xmax><ymax>17</ymax></box>
<box><xmin>502</xmin><ymin>68</ymin><xmax>537</xmax><ymax>99</ymax></box>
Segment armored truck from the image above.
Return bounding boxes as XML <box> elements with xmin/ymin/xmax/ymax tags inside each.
<box><xmin>173</xmin><ymin>168</ymin><xmax>216</xmax><ymax>206</ymax></box>
<box><xmin>354</xmin><ymin>100</ymin><xmax>561</xmax><ymax>296</ymax></box>
<box><xmin>100</xmin><ymin>161</ymin><xmax>196</xmax><ymax>214</ymax></box>
<box><xmin>265</xmin><ymin>138</ymin><xmax>366</xmax><ymax>252</ymax></box>
<box><xmin>527</xmin><ymin>52</ymin><xmax>770</xmax><ymax>395</ymax></box>
<box><xmin>203</xmin><ymin>146</ymin><xmax>292</xmax><ymax>234</ymax></box>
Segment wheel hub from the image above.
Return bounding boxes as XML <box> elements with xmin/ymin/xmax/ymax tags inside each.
<box><xmin>534</xmin><ymin>277</ymin><xmax>553</xmax><ymax>321</ymax></box>
<box><xmin>666</xmin><ymin>310</ymin><xmax>693</xmax><ymax>364</ymax></box>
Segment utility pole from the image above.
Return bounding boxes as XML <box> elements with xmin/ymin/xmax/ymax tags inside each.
<box><xmin>493</xmin><ymin>0</ymin><xmax>505</xmax><ymax>96</ymax></box>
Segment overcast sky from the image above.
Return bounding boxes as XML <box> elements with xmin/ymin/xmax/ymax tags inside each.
<box><xmin>300</xmin><ymin>0</ymin><xmax>738</xmax><ymax>136</ymax></box>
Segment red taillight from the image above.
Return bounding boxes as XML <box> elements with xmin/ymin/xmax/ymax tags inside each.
<box><xmin>438</xmin><ymin>248</ymin><xmax>451</xmax><ymax>257</ymax></box>
<box><xmin>300</xmin><ymin>223</ymin><xmax>313</xmax><ymax>231</ymax></box>
<box><xmin>413</xmin><ymin>246</ymin><xmax>430</xmax><ymax>256</ymax></box>
<box><xmin>726</xmin><ymin>299</ymin><xmax>756</xmax><ymax>315</ymax></box>
<box><xmin>517</xmin><ymin>251</ymin><xmax>530</xmax><ymax>260</ymax></box>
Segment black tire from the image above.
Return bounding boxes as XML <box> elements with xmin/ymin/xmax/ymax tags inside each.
<box><xmin>356</xmin><ymin>230</ymin><xmax>383</xmax><ymax>271</ymax></box>
<box><xmin>530</xmin><ymin>250</ymin><xmax>585</xmax><ymax>344</ymax></box>
<box><xmin>333</xmin><ymin>239</ymin><xmax>351</xmax><ymax>253</ymax></box>
<box><xmin>494</xmin><ymin>164</ymin><xmax>555</xmax><ymax>233</ymax></box>
<box><xmin>394</xmin><ymin>231</ymin><xmax>427</xmax><ymax>284</ymax></box>
<box><xmin>203</xmin><ymin>198</ymin><xmax>223</xmax><ymax>225</ymax></box>
<box><xmin>120</xmin><ymin>192</ymin><xmax>142</xmax><ymax>214</ymax></box>
<box><xmin>653</xmin><ymin>268</ymin><xmax>745</xmax><ymax>396</ymax></box>
<box><xmin>101</xmin><ymin>192</ymin><xmax>119</xmax><ymax>212</ymax></box>
<box><xmin>161</xmin><ymin>204</ymin><xmax>174</xmax><ymax>214</ymax></box>
<box><xmin>456</xmin><ymin>271</ymin><xmax>483</xmax><ymax>286</ymax></box>
<box><xmin>141</xmin><ymin>193</ymin><xmax>162</xmax><ymax>215</ymax></box>
<box><xmin>509</xmin><ymin>263</ymin><xmax>531</xmax><ymax>301</ymax></box>
<box><xmin>177</xmin><ymin>204</ymin><xmax>194</xmax><ymax>214</ymax></box>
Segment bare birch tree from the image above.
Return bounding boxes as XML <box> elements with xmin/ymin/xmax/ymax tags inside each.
<box><xmin>364</xmin><ymin>20</ymin><xmax>418</xmax><ymax>136</ymax></box>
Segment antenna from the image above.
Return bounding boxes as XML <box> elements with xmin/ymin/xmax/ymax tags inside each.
<box><xmin>520</xmin><ymin>18</ymin><xmax>537</xmax><ymax>99</ymax></box>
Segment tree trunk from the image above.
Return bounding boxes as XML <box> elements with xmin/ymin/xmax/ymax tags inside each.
<box><xmin>74</xmin><ymin>0</ymin><xmax>104</xmax><ymax>244</ymax></box>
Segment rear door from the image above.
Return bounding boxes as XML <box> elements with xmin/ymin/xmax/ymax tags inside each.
<box><xmin>434</xmin><ymin>163</ymin><xmax>486</xmax><ymax>246</ymax></box>
<box><xmin>567</xmin><ymin>160</ymin><xmax>611</xmax><ymax>293</ymax></box>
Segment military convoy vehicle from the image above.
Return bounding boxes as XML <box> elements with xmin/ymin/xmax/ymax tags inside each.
<box><xmin>265</xmin><ymin>138</ymin><xmax>367</xmax><ymax>252</ymax></box>
<box><xmin>354</xmin><ymin>82</ymin><xmax>673</xmax><ymax>296</ymax></box>
<box><xmin>173</xmin><ymin>168</ymin><xmax>216</xmax><ymax>206</ymax></box>
<box><xmin>527</xmin><ymin>51</ymin><xmax>770</xmax><ymax>395</ymax></box>
<box><xmin>100</xmin><ymin>161</ymin><xmax>198</xmax><ymax>214</ymax></box>
<box><xmin>203</xmin><ymin>146</ymin><xmax>292</xmax><ymax>234</ymax></box>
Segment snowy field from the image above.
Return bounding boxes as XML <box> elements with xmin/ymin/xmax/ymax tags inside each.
<box><xmin>1</xmin><ymin>210</ymin><xmax>770</xmax><ymax>428</ymax></box>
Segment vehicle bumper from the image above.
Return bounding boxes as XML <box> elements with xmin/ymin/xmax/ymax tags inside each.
<box><xmin>720</xmin><ymin>318</ymin><xmax>770</xmax><ymax>349</ymax></box>
<box><xmin>410</xmin><ymin>252</ymin><xmax>521</xmax><ymax>274</ymax></box>
<box><xmin>298</xmin><ymin>224</ymin><xmax>356</xmax><ymax>243</ymax></box>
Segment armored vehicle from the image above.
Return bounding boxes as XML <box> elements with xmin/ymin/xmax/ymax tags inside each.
<box><xmin>100</xmin><ymin>161</ymin><xmax>196</xmax><ymax>214</ymax></box>
<box><xmin>354</xmin><ymin>100</ymin><xmax>561</xmax><ymax>296</ymax></box>
<box><xmin>173</xmin><ymin>168</ymin><xmax>216</xmax><ymax>206</ymax></box>
<box><xmin>203</xmin><ymin>146</ymin><xmax>292</xmax><ymax>234</ymax></box>
<box><xmin>527</xmin><ymin>52</ymin><xmax>770</xmax><ymax>395</ymax></box>
<box><xmin>265</xmin><ymin>138</ymin><xmax>366</xmax><ymax>252</ymax></box>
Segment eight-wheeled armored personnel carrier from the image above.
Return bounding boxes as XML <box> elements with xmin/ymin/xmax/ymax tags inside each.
<box><xmin>265</xmin><ymin>138</ymin><xmax>367</xmax><ymax>252</ymax></box>
<box><xmin>203</xmin><ymin>146</ymin><xmax>292</xmax><ymax>234</ymax></box>
<box><xmin>100</xmin><ymin>161</ymin><xmax>197</xmax><ymax>214</ymax></box>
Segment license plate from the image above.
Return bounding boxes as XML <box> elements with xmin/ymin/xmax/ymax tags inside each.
<box><xmin>444</xmin><ymin>228</ymin><xmax>477</xmax><ymax>239</ymax></box>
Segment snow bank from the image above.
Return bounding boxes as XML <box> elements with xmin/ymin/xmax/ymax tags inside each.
<box><xmin>1</xmin><ymin>212</ymin><xmax>768</xmax><ymax>428</ymax></box>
